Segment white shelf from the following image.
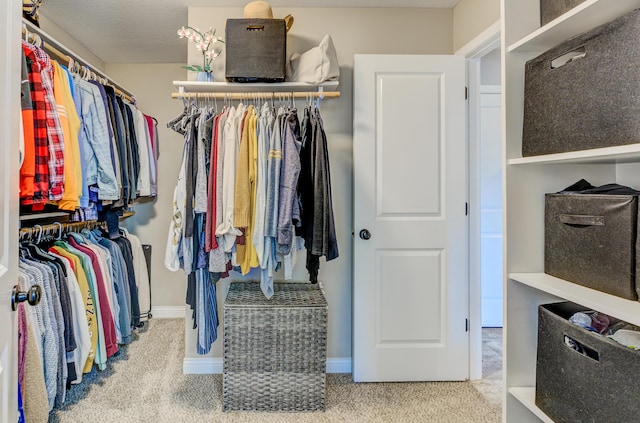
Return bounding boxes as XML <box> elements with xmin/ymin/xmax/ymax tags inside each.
<box><xmin>510</xmin><ymin>273</ymin><xmax>640</xmax><ymax>326</ymax></box>
<box><xmin>509</xmin><ymin>388</ymin><xmax>554</xmax><ymax>423</ymax></box>
<box><xmin>508</xmin><ymin>143</ymin><xmax>640</xmax><ymax>165</ymax></box>
<box><xmin>19</xmin><ymin>212</ymin><xmax>69</xmax><ymax>221</ymax></box>
<box><xmin>173</xmin><ymin>80</ymin><xmax>339</xmax><ymax>93</ymax></box>
<box><xmin>508</xmin><ymin>0</ymin><xmax>640</xmax><ymax>53</ymax></box>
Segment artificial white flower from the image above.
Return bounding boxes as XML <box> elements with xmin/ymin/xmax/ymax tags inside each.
<box><xmin>178</xmin><ymin>25</ymin><xmax>225</xmax><ymax>73</ymax></box>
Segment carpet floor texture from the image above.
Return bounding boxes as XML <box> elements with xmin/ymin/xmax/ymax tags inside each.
<box><xmin>50</xmin><ymin>318</ymin><xmax>501</xmax><ymax>423</ymax></box>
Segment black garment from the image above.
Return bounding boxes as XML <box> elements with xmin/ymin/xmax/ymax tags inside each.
<box><xmin>296</xmin><ymin>106</ymin><xmax>339</xmax><ymax>283</ymax></box>
<box><xmin>113</xmin><ymin>236</ymin><xmax>141</xmax><ymax>327</ymax></box>
<box><xmin>123</xmin><ymin>103</ymin><xmax>140</xmax><ymax>199</ymax></box>
<box><xmin>106</xmin><ymin>87</ymin><xmax>129</xmax><ymax>205</ymax></box>
<box><xmin>184</xmin><ymin>112</ymin><xmax>198</xmax><ymax>238</ymax></box>
<box><xmin>26</xmin><ymin>244</ymin><xmax>77</xmax><ymax>353</ymax></box>
<box><xmin>560</xmin><ymin>179</ymin><xmax>640</xmax><ymax>195</ymax></box>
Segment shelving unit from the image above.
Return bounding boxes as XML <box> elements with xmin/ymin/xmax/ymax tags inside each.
<box><xmin>173</xmin><ymin>80</ymin><xmax>339</xmax><ymax>93</ymax></box>
<box><xmin>171</xmin><ymin>80</ymin><xmax>341</xmax><ymax>101</ymax></box>
<box><xmin>502</xmin><ymin>1</ymin><xmax>640</xmax><ymax>422</ymax></box>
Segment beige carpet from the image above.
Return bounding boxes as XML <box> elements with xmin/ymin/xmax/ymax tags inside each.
<box><xmin>50</xmin><ymin>319</ymin><xmax>501</xmax><ymax>423</ymax></box>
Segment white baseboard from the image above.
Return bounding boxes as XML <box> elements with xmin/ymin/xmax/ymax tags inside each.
<box><xmin>183</xmin><ymin>357</ymin><xmax>352</xmax><ymax>375</ymax></box>
<box><xmin>150</xmin><ymin>306</ymin><xmax>185</xmax><ymax>319</ymax></box>
<box><xmin>183</xmin><ymin>357</ymin><xmax>223</xmax><ymax>374</ymax></box>
<box><xmin>326</xmin><ymin>357</ymin><xmax>352</xmax><ymax>373</ymax></box>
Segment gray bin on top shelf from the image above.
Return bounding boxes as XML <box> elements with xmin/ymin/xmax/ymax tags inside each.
<box><xmin>523</xmin><ymin>9</ymin><xmax>640</xmax><ymax>157</ymax></box>
<box><xmin>540</xmin><ymin>0</ymin><xmax>587</xmax><ymax>26</ymax></box>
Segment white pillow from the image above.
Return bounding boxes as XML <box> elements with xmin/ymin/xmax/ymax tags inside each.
<box><xmin>288</xmin><ymin>34</ymin><xmax>339</xmax><ymax>84</ymax></box>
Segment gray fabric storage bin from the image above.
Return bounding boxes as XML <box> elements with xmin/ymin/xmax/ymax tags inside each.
<box><xmin>223</xmin><ymin>282</ymin><xmax>327</xmax><ymax>412</ymax></box>
<box><xmin>545</xmin><ymin>193</ymin><xmax>639</xmax><ymax>300</ymax></box>
<box><xmin>522</xmin><ymin>9</ymin><xmax>640</xmax><ymax>157</ymax></box>
<box><xmin>535</xmin><ymin>302</ymin><xmax>640</xmax><ymax>423</ymax></box>
<box><xmin>225</xmin><ymin>18</ymin><xmax>286</xmax><ymax>83</ymax></box>
<box><xmin>540</xmin><ymin>0</ymin><xmax>587</xmax><ymax>26</ymax></box>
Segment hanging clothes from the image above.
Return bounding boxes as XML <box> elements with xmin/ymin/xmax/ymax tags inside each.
<box><xmin>297</xmin><ymin>106</ymin><xmax>339</xmax><ymax>283</ymax></box>
<box><xmin>166</xmin><ymin>98</ymin><xmax>338</xmax><ymax>354</ymax></box>
<box><xmin>18</xmin><ymin>224</ymin><xmax>144</xmax><ymax>414</ymax></box>
<box><xmin>19</xmin><ymin>39</ymin><xmax>159</xmax><ymax>219</ymax></box>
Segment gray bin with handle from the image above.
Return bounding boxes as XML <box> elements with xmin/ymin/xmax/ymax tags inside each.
<box><xmin>523</xmin><ymin>9</ymin><xmax>640</xmax><ymax>157</ymax></box>
<box><xmin>225</xmin><ymin>18</ymin><xmax>286</xmax><ymax>83</ymax></box>
<box><xmin>536</xmin><ymin>301</ymin><xmax>640</xmax><ymax>423</ymax></box>
<box><xmin>545</xmin><ymin>193</ymin><xmax>640</xmax><ymax>300</ymax></box>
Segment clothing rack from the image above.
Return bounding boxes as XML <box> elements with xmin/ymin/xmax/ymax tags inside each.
<box><xmin>21</xmin><ymin>18</ymin><xmax>135</xmax><ymax>103</ymax></box>
<box><xmin>19</xmin><ymin>220</ymin><xmax>103</xmax><ymax>242</ymax></box>
<box><xmin>170</xmin><ymin>91</ymin><xmax>340</xmax><ymax>100</ymax></box>
<box><xmin>19</xmin><ymin>211</ymin><xmax>135</xmax><ymax>241</ymax></box>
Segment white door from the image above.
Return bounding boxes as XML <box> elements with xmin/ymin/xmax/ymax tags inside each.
<box><xmin>0</xmin><ymin>1</ymin><xmax>22</xmax><ymax>421</ymax></box>
<box><xmin>479</xmin><ymin>87</ymin><xmax>503</xmax><ymax>327</ymax></box>
<box><xmin>353</xmin><ymin>54</ymin><xmax>468</xmax><ymax>382</ymax></box>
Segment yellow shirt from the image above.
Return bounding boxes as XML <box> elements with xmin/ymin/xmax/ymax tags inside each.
<box><xmin>49</xmin><ymin>246</ymin><xmax>97</xmax><ymax>373</ymax></box>
<box><xmin>234</xmin><ymin>107</ymin><xmax>259</xmax><ymax>274</ymax></box>
<box><xmin>52</xmin><ymin>62</ymin><xmax>82</xmax><ymax>210</ymax></box>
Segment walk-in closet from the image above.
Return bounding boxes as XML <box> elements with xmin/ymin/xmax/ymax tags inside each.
<box><xmin>1</xmin><ymin>1</ymin><xmax>508</xmax><ymax>422</ymax></box>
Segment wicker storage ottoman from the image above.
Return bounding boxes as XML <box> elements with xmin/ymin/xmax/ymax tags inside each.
<box><xmin>223</xmin><ymin>282</ymin><xmax>328</xmax><ymax>412</ymax></box>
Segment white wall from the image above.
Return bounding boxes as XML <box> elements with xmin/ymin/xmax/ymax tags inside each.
<box><xmin>39</xmin><ymin>16</ymin><xmax>105</xmax><ymax>71</ymax></box>
<box><xmin>481</xmin><ymin>48</ymin><xmax>501</xmax><ymax>85</ymax></box>
<box><xmin>453</xmin><ymin>0</ymin><xmax>500</xmax><ymax>52</ymax></box>
<box><xmin>183</xmin><ymin>6</ymin><xmax>454</xmax><ymax>362</ymax></box>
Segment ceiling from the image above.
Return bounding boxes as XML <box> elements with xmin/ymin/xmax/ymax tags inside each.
<box><xmin>39</xmin><ymin>0</ymin><xmax>460</xmax><ymax>64</ymax></box>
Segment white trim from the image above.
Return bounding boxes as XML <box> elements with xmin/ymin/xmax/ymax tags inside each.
<box><xmin>468</xmin><ymin>58</ymin><xmax>484</xmax><ymax>381</ymax></box>
<box><xmin>480</xmin><ymin>85</ymin><xmax>501</xmax><ymax>94</ymax></box>
<box><xmin>182</xmin><ymin>357</ymin><xmax>353</xmax><ymax>375</ymax></box>
<box><xmin>457</xmin><ymin>20</ymin><xmax>503</xmax><ymax>382</ymax></box>
<box><xmin>326</xmin><ymin>357</ymin><xmax>352</xmax><ymax>374</ymax></box>
<box><xmin>455</xmin><ymin>20</ymin><xmax>501</xmax><ymax>59</ymax></box>
<box><xmin>150</xmin><ymin>306</ymin><xmax>185</xmax><ymax>319</ymax></box>
<box><xmin>183</xmin><ymin>357</ymin><xmax>223</xmax><ymax>374</ymax></box>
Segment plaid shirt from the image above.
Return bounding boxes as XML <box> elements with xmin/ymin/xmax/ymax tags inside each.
<box><xmin>21</xmin><ymin>42</ymin><xmax>49</xmax><ymax>207</ymax></box>
<box><xmin>29</xmin><ymin>43</ymin><xmax>65</xmax><ymax>201</ymax></box>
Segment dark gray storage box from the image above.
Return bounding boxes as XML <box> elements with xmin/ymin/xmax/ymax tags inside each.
<box><xmin>225</xmin><ymin>18</ymin><xmax>286</xmax><ymax>83</ymax></box>
<box><xmin>523</xmin><ymin>9</ymin><xmax>640</xmax><ymax>157</ymax></box>
<box><xmin>545</xmin><ymin>193</ymin><xmax>639</xmax><ymax>300</ymax></box>
<box><xmin>536</xmin><ymin>302</ymin><xmax>640</xmax><ymax>423</ymax></box>
<box><xmin>540</xmin><ymin>0</ymin><xmax>587</xmax><ymax>26</ymax></box>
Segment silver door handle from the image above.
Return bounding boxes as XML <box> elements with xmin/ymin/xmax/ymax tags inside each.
<box><xmin>11</xmin><ymin>285</ymin><xmax>41</xmax><ymax>311</ymax></box>
<box><xmin>359</xmin><ymin>229</ymin><xmax>371</xmax><ymax>240</ymax></box>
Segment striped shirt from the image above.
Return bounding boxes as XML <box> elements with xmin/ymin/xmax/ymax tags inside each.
<box><xmin>22</xmin><ymin>42</ymin><xmax>49</xmax><ymax>208</ymax></box>
<box><xmin>28</xmin><ymin>43</ymin><xmax>65</xmax><ymax>201</ymax></box>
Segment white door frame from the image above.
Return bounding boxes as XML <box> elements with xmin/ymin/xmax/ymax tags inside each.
<box><xmin>455</xmin><ymin>20</ymin><xmax>501</xmax><ymax>381</ymax></box>
<box><xmin>0</xmin><ymin>1</ymin><xmax>23</xmax><ymax>421</ymax></box>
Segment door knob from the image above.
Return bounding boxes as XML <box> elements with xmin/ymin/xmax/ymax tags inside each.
<box><xmin>11</xmin><ymin>285</ymin><xmax>42</xmax><ymax>311</ymax></box>
<box><xmin>359</xmin><ymin>229</ymin><xmax>372</xmax><ymax>240</ymax></box>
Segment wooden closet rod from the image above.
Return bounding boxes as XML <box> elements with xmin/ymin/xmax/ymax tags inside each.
<box><xmin>19</xmin><ymin>211</ymin><xmax>135</xmax><ymax>240</ymax></box>
<box><xmin>171</xmin><ymin>91</ymin><xmax>340</xmax><ymax>100</ymax></box>
<box><xmin>19</xmin><ymin>220</ymin><xmax>103</xmax><ymax>241</ymax></box>
<box><xmin>22</xmin><ymin>19</ymin><xmax>135</xmax><ymax>103</ymax></box>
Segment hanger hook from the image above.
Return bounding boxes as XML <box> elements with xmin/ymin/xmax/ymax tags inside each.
<box><xmin>55</xmin><ymin>222</ymin><xmax>63</xmax><ymax>240</ymax></box>
<box><xmin>33</xmin><ymin>224</ymin><xmax>43</xmax><ymax>244</ymax></box>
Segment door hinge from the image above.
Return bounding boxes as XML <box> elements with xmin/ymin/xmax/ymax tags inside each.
<box><xmin>465</xmin><ymin>318</ymin><xmax>469</xmax><ymax>332</ymax></box>
<box><xmin>465</xmin><ymin>86</ymin><xmax>468</xmax><ymax>100</ymax></box>
<box><xmin>465</xmin><ymin>202</ymin><xmax>468</xmax><ymax>216</ymax></box>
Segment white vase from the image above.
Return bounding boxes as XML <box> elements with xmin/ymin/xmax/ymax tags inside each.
<box><xmin>196</xmin><ymin>71</ymin><xmax>214</xmax><ymax>82</ymax></box>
